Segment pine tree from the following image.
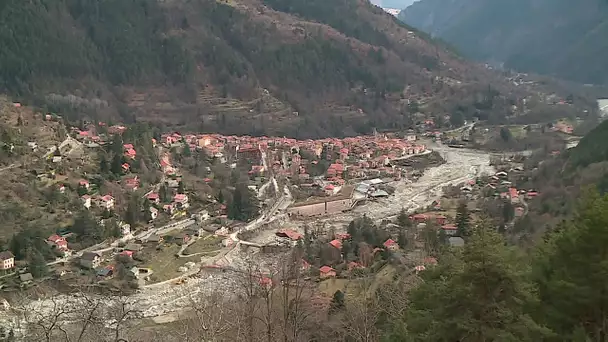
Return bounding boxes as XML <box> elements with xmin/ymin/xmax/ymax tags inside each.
<box><xmin>125</xmin><ymin>196</ymin><xmax>141</xmax><ymax>227</ymax></box>
<box><xmin>160</xmin><ymin>184</ymin><xmax>169</xmax><ymax>203</ymax></box>
<box><xmin>228</xmin><ymin>183</ymin><xmax>259</xmax><ymax>222</ymax></box>
<box><xmin>406</xmin><ymin>222</ymin><xmax>552</xmax><ymax>341</ymax></box>
<box><xmin>502</xmin><ymin>200</ymin><xmax>514</xmax><ymax>223</ymax></box>
<box><xmin>330</xmin><ymin>290</ymin><xmax>345</xmax><ymax>311</ymax></box>
<box><xmin>28</xmin><ymin>249</ymin><xmax>48</xmax><ymax>278</ymax></box>
<box><xmin>99</xmin><ymin>154</ymin><xmax>109</xmax><ymax>173</ymax></box>
<box><xmin>111</xmin><ymin>134</ymin><xmax>123</xmax><ymax>155</ymax></box>
<box><xmin>397</xmin><ymin>231</ymin><xmax>408</xmax><ymax>250</ymax></box>
<box><xmin>533</xmin><ymin>189</ymin><xmax>608</xmax><ymax>341</ymax></box>
<box><xmin>111</xmin><ymin>153</ymin><xmax>123</xmax><ymax>175</ymax></box>
<box><xmin>217</xmin><ymin>189</ymin><xmax>224</xmax><ymax>204</ymax></box>
<box><xmin>397</xmin><ymin>208</ymin><xmax>411</xmax><ymax>228</ymax></box>
<box><xmin>455</xmin><ymin>201</ymin><xmax>471</xmax><ymax>237</ymax></box>
<box><xmin>183</xmin><ymin>142</ymin><xmax>191</xmax><ymax>157</ymax></box>
<box><xmin>72</xmin><ymin>210</ymin><xmax>101</xmax><ymax>241</ymax></box>
<box><xmin>177</xmin><ymin>181</ymin><xmax>185</xmax><ymax>194</ymax></box>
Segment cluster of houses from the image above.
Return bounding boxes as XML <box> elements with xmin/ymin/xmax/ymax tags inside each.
<box><xmin>483</xmin><ymin>170</ymin><xmax>539</xmax><ymax>206</ymax></box>
<box><xmin>145</xmin><ymin>191</ymin><xmax>189</xmax><ymax>218</ymax></box>
<box><xmin>104</xmin><ymin>131</ymin><xmax>428</xmax><ymax>185</ymax></box>
<box><xmin>73</xmin><ymin>123</ymin><xmax>428</xmax><ymax>200</ymax></box>
<box><xmin>273</xmin><ymin>229</ymin><xmax>404</xmax><ymax>280</ymax></box>
<box><xmin>281</xmin><ymin>134</ymin><xmax>426</xmax><ymax>182</ymax></box>
<box><xmin>78</xmin><ymin>180</ymin><xmax>115</xmax><ymax>210</ymax></box>
<box><xmin>319</xmin><ymin>234</ymin><xmax>402</xmax><ymax>279</ymax></box>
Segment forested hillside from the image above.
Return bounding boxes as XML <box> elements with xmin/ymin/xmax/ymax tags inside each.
<box><xmin>400</xmin><ymin>0</ymin><xmax>608</xmax><ymax>85</ymax></box>
<box><xmin>0</xmin><ymin>0</ymin><xmax>522</xmax><ymax>138</ymax></box>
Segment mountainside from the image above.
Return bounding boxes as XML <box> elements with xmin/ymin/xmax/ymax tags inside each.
<box><xmin>400</xmin><ymin>0</ymin><xmax>608</xmax><ymax>85</ymax></box>
<box><xmin>0</xmin><ymin>0</ymin><xmax>523</xmax><ymax>138</ymax></box>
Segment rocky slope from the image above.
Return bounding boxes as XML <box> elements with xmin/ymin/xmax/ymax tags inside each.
<box><xmin>1</xmin><ymin>0</ymin><xmax>523</xmax><ymax>137</ymax></box>
<box><xmin>400</xmin><ymin>0</ymin><xmax>608</xmax><ymax>85</ymax></box>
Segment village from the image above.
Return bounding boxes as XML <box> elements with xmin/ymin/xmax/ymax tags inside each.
<box><xmin>0</xmin><ymin>107</ymin><xmax>434</xmax><ymax>291</ymax></box>
<box><xmin>0</xmin><ymin>101</ymin><xmax>564</xmax><ymax>332</ymax></box>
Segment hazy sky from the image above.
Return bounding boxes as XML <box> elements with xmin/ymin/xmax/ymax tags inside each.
<box><xmin>370</xmin><ymin>0</ymin><xmax>417</xmax><ymax>9</ymax></box>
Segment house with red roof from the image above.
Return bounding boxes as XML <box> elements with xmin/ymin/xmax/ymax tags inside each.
<box><xmin>99</xmin><ymin>195</ymin><xmax>115</xmax><ymax>210</ymax></box>
<box><xmin>121</xmin><ymin>163</ymin><xmax>130</xmax><ymax>173</ymax></box>
<box><xmin>47</xmin><ymin>234</ymin><xmax>69</xmax><ymax>251</ymax></box>
<box><xmin>347</xmin><ymin>261</ymin><xmax>364</xmax><ymax>271</ymax></box>
<box><xmin>319</xmin><ymin>266</ymin><xmax>336</xmax><ymax>279</ymax></box>
<box><xmin>526</xmin><ymin>191</ymin><xmax>539</xmax><ymax>199</ymax></box>
<box><xmin>276</xmin><ymin>229</ymin><xmax>303</xmax><ymax>241</ymax></box>
<box><xmin>383</xmin><ymin>239</ymin><xmax>399</xmax><ymax>251</ymax></box>
<box><xmin>441</xmin><ymin>224</ymin><xmax>458</xmax><ymax>236</ymax></box>
<box><xmin>163</xmin><ymin>204</ymin><xmax>175</xmax><ymax>215</ymax></box>
<box><xmin>335</xmin><ymin>233</ymin><xmax>351</xmax><ymax>240</ymax></box>
<box><xmin>329</xmin><ymin>239</ymin><xmax>342</xmax><ymax>250</ymax></box>
<box><xmin>124</xmin><ymin>148</ymin><xmax>137</xmax><ymax>159</ymax></box>
<box><xmin>173</xmin><ymin>194</ymin><xmax>189</xmax><ymax>209</ymax></box>
<box><xmin>77</xmin><ymin>130</ymin><xmax>90</xmax><ymax>140</ymax></box>
<box><xmin>435</xmin><ymin>215</ymin><xmax>447</xmax><ymax>225</ymax></box>
<box><xmin>259</xmin><ymin>276</ymin><xmax>273</xmax><ymax>289</ymax></box>
<box><xmin>79</xmin><ymin>180</ymin><xmax>90</xmax><ymax>189</ymax></box>
<box><xmin>108</xmin><ymin>125</ymin><xmax>126</xmax><ymax>135</ymax></box>
<box><xmin>147</xmin><ymin>193</ymin><xmax>160</xmax><ymax>204</ymax></box>
<box><xmin>410</xmin><ymin>213</ymin><xmax>428</xmax><ymax>223</ymax></box>
<box><xmin>125</xmin><ymin>177</ymin><xmax>139</xmax><ymax>191</ymax></box>
<box><xmin>120</xmin><ymin>250</ymin><xmax>134</xmax><ymax>258</ymax></box>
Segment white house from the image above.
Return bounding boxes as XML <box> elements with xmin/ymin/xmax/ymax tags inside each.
<box><xmin>173</xmin><ymin>194</ymin><xmax>189</xmax><ymax>209</ymax></box>
<box><xmin>121</xmin><ymin>223</ymin><xmax>131</xmax><ymax>236</ymax></box>
<box><xmin>99</xmin><ymin>195</ymin><xmax>115</xmax><ymax>210</ymax></box>
<box><xmin>81</xmin><ymin>195</ymin><xmax>91</xmax><ymax>209</ymax></box>
<box><xmin>149</xmin><ymin>207</ymin><xmax>159</xmax><ymax>221</ymax></box>
<box><xmin>80</xmin><ymin>252</ymin><xmax>102</xmax><ymax>269</ymax></box>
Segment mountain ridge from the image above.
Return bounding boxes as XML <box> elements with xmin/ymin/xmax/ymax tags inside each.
<box><xmin>399</xmin><ymin>0</ymin><xmax>608</xmax><ymax>85</ymax></box>
<box><xmin>0</xmin><ymin>0</ymin><xmax>526</xmax><ymax>138</ymax></box>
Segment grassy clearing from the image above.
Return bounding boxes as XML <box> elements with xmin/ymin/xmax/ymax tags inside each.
<box><xmin>141</xmin><ymin>244</ymin><xmax>189</xmax><ymax>283</ymax></box>
<box><xmin>183</xmin><ymin>234</ymin><xmax>223</xmax><ymax>256</ymax></box>
<box><xmin>508</xmin><ymin>125</ymin><xmax>527</xmax><ymax>139</ymax></box>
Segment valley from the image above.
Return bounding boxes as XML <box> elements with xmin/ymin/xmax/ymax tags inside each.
<box><xmin>1</xmin><ymin>138</ymin><xmax>494</xmax><ymax>333</ymax></box>
<box><xmin>0</xmin><ymin>0</ymin><xmax>608</xmax><ymax>341</ymax></box>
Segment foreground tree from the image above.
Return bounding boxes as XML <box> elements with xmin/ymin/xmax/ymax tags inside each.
<box><xmin>533</xmin><ymin>189</ymin><xmax>608</xmax><ymax>341</ymax></box>
<box><xmin>406</xmin><ymin>222</ymin><xmax>552</xmax><ymax>341</ymax></box>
